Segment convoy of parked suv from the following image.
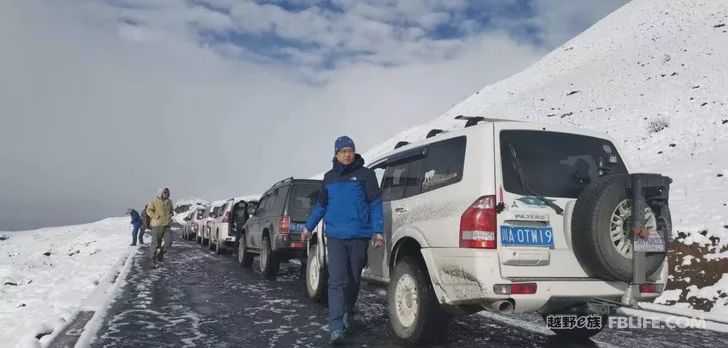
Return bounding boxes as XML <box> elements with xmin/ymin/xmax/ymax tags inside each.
<box><xmin>180</xmin><ymin>118</ymin><xmax>672</xmax><ymax>345</ymax></box>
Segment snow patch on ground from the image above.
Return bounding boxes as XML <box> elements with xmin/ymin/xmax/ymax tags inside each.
<box><xmin>0</xmin><ymin>218</ymin><xmax>133</xmax><ymax>347</ymax></box>
<box><xmin>682</xmin><ymin>255</ymin><xmax>696</xmax><ymax>266</ymax></box>
<box><xmin>655</xmin><ymin>289</ymin><xmax>684</xmax><ymax>304</ymax></box>
<box><xmin>684</xmin><ymin>274</ymin><xmax>728</xmax><ymax>317</ymax></box>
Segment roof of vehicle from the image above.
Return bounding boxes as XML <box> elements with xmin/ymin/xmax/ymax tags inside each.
<box><xmin>371</xmin><ymin>119</ymin><xmax>619</xmax><ymax>165</ymax></box>
<box><xmin>265</xmin><ymin>177</ymin><xmax>322</xmax><ymax>194</ymax></box>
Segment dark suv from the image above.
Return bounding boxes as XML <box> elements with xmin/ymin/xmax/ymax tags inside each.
<box><xmin>238</xmin><ymin>177</ymin><xmax>322</xmax><ymax>279</ymax></box>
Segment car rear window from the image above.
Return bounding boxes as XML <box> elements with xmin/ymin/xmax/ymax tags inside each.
<box><xmin>288</xmin><ymin>184</ymin><xmax>321</xmax><ymax>222</ymax></box>
<box><xmin>500</xmin><ymin>130</ymin><xmax>627</xmax><ymax>198</ymax></box>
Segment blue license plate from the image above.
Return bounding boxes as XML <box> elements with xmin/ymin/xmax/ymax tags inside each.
<box><xmin>500</xmin><ymin>226</ymin><xmax>554</xmax><ymax>247</ymax></box>
<box><xmin>289</xmin><ymin>222</ymin><xmax>306</xmax><ymax>233</ymax></box>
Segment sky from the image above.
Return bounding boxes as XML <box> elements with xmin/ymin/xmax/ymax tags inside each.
<box><xmin>0</xmin><ymin>0</ymin><xmax>628</xmax><ymax>231</ymax></box>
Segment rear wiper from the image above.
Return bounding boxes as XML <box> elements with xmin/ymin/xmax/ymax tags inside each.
<box><xmin>507</xmin><ymin>144</ymin><xmax>564</xmax><ymax>215</ymax></box>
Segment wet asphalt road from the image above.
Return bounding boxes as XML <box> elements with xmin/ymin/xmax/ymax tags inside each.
<box><xmin>92</xmin><ymin>232</ymin><xmax>727</xmax><ymax>347</ymax></box>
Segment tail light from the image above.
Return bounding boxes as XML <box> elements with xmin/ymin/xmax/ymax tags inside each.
<box><xmin>279</xmin><ymin>216</ymin><xmax>290</xmax><ymax>234</ymax></box>
<box><xmin>640</xmin><ymin>283</ymin><xmax>657</xmax><ymax>293</ymax></box>
<box><xmin>460</xmin><ymin>195</ymin><xmax>497</xmax><ymax>249</ymax></box>
<box><xmin>222</xmin><ymin>211</ymin><xmax>230</xmax><ymax>223</ymax></box>
<box><xmin>494</xmin><ymin>283</ymin><xmax>537</xmax><ymax>295</ymax></box>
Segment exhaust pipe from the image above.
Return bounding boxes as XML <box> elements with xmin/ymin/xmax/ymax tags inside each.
<box><xmin>486</xmin><ymin>300</ymin><xmax>514</xmax><ymax>314</ymax></box>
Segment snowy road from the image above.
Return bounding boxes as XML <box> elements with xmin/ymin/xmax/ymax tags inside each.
<box><xmin>91</xmin><ymin>233</ymin><xmax>727</xmax><ymax>347</ymax></box>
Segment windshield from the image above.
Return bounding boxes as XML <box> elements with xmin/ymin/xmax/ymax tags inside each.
<box><xmin>500</xmin><ymin>130</ymin><xmax>627</xmax><ymax>198</ymax></box>
<box><xmin>287</xmin><ymin>184</ymin><xmax>321</xmax><ymax>221</ymax></box>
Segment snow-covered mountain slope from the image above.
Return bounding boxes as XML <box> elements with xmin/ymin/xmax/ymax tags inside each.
<box><xmin>366</xmin><ymin>0</ymin><xmax>727</xmax><ymax>244</ymax></box>
<box><xmin>361</xmin><ymin>0</ymin><xmax>728</xmax><ymax>315</ymax></box>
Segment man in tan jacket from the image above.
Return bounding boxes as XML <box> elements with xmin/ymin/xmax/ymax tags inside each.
<box><xmin>146</xmin><ymin>187</ymin><xmax>174</xmax><ymax>267</ymax></box>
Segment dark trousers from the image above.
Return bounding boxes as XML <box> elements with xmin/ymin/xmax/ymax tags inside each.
<box><xmin>132</xmin><ymin>225</ymin><xmax>144</xmax><ymax>245</ymax></box>
<box><xmin>326</xmin><ymin>237</ymin><xmax>369</xmax><ymax>332</ymax></box>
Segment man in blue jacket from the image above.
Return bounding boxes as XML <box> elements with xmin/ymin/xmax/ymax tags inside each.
<box><xmin>302</xmin><ymin>136</ymin><xmax>384</xmax><ymax>344</ymax></box>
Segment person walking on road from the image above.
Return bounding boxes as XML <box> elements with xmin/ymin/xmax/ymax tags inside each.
<box><xmin>146</xmin><ymin>187</ymin><xmax>174</xmax><ymax>267</ymax></box>
<box><xmin>128</xmin><ymin>208</ymin><xmax>144</xmax><ymax>246</ymax></box>
<box><xmin>301</xmin><ymin>136</ymin><xmax>384</xmax><ymax>344</ymax></box>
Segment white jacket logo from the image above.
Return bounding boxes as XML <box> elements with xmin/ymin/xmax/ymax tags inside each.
<box><xmin>351</xmin><ymin>177</ymin><xmax>357</xmax><ymax>181</ymax></box>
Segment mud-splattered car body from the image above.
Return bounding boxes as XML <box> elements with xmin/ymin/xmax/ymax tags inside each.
<box><xmin>307</xmin><ymin>119</ymin><xmax>671</xmax><ymax>344</ymax></box>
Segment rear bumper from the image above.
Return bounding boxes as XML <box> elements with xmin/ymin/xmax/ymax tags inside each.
<box><xmin>273</xmin><ymin>234</ymin><xmax>306</xmax><ymax>258</ymax></box>
<box><xmin>422</xmin><ymin>248</ymin><xmax>666</xmax><ymax>313</ymax></box>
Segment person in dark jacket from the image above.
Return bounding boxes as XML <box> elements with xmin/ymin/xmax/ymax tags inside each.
<box><xmin>232</xmin><ymin>201</ymin><xmax>249</xmax><ymax>241</ymax></box>
<box><xmin>141</xmin><ymin>205</ymin><xmax>151</xmax><ymax>231</ymax></box>
<box><xmin>128</xmin><ymin>208</ymin><xmax>144</xmax><ymax>246</ymax></box>
<box><xmin>302</xmin><ymin>136</ymin><xmax>384</xmax><ymax>344</ymax></box>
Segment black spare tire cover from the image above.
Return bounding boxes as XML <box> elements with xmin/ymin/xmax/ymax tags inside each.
<box><xmin>571</xmin><ymin>174</ymin><xmax>670</xmax><ymax>282</ymax></box>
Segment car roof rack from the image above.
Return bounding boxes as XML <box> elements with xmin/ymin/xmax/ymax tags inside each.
<box><xmin>394</xmin><ymin>141</ymin><xmax>410</xmax><ymax>149</ymax></box>
<box><xmin>271</xmin><ymin>176</ymin><xmax>294</xmax><ymax>189</ymax></box>
<box><xmin>454</xmin><ymin>115</ymin><xmax>486</xmax><ymax>127</ymax></box>
<box><xmin>426</xmin><ymin>129</ymin><xmax>447</xmax><ymax>138</ymax></box>
<box><xmin>455</xmin><ymin>115</ymin><xmax>521</xmax><ymax>127</ymax></box>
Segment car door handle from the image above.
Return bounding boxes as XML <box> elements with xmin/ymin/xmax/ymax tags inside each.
<box><xmin>394</xmin><ymin>206</ymin><xmax>408</xmax><ymax>213</ymax></box>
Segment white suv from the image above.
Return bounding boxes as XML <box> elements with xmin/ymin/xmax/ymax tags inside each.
<box><xmin>306</xmin><ymin>119</ymin><xmax>672</xmax><ymax>344</ymax></box>
<box><xmin>208</xmin><ymin>198</ymin><xmax>240</xmax><ymax>254</ymax></box>
<box><xmin>198</xmin><ymin>202</ymin><xmax>224</xmax><ymax>246</ymax></box>
<box><xmin>182</xmin><ymin>206</ymin><xmax>207</xmax><ymax>241</ymax></box>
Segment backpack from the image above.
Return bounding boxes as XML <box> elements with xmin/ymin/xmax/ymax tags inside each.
<box><xmin>141</xmin><ymin>206</ymin><xmax>151</xmax><ymax>228</ymax></box>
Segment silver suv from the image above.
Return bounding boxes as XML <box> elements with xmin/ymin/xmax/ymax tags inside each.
<box><xmin>238</xmin><ymin>178</ymin><xmax>322</xmax><ymax>280</ymax></box>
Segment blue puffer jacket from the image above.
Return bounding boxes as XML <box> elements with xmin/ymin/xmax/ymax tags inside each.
<box><xmin>305</xmin><ymin>154</ymin><xmax>384</xmax><ymax>239</ymax></box>
<box><xmin>130</xmin><ymin>209</ymin><xmax>142</xmax><ymax>228</ymax></box>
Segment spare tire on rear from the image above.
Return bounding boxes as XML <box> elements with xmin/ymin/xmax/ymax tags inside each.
<box><xmin>571</xmin><ymin>174</ymin><xmax>670</xmax><ymax>282</ymax></box>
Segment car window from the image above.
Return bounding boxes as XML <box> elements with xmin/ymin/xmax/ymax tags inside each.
<box><xmin>263</xmin><ymin>191</ymin><xmax>277</xmax><ymax>215</ymax></box>
<box><xmin>271</xmin><ymin>186</ymin><xmax>289</xmax><ymax>214</ymax></box>
<box><xmin>382</xmin><ymin>157</ymin><xmax>424</xmax><ymax>201</ymax></box>
<box><xmin>420</xmin><ymin>136</ymin><xmax>466</xmax><ymax>193</ymax></box>
<box><xmin>255</xmin><ymin>196</ymin><xmax>268</xmax><ymax>216</ymax></box>
<box><xmin>288</xmin><ymin>184</ymin><xmax>321</xmax><ymax>221</ymax></box>
<box><xmin>372</xmin><ymin>165</ymin><xmax>385</xmax><ymax>188</ymax></box>
<box><xmin>247</xmin><ymin>201</ymin><xmax>258</xmax><ymax>215</ymax></box>
<box><xmin>500</xmin><ymin>130</ymin><xmax>628</xmax><ymax>198</ymax></box>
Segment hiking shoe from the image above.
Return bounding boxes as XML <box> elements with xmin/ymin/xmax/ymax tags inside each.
<box><xmin>330</xmin><ymin>329</ymin><xmax>345</xmax><ymax>345</ymax></box>
<box><xmin>156</xmin><ymin>251</ymin><xmax>165</xmax><ymax>262</ymax></box>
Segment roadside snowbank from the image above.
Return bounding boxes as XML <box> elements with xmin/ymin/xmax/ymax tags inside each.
<box><xmin>0</xmin><ymin>217</ymin><xmax>134</xmax><ymax>347</ymax></box>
